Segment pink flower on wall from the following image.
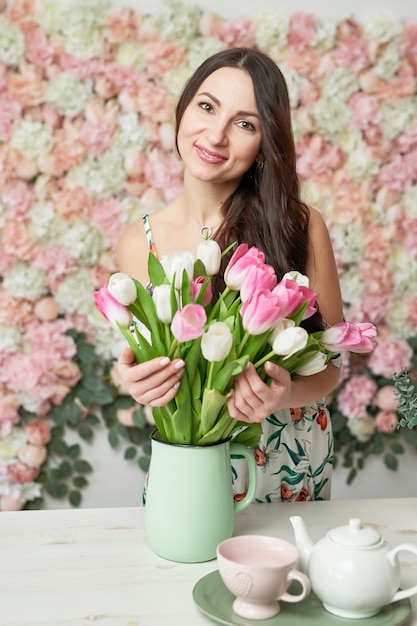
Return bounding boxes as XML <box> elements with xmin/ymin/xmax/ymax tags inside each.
<box><xmin>368</xmin><ymin>337</ymin><xmax>413</xmax><ymax>378</ymax></box>
<box><xmin>288</xmin><ymin>12</ymin><xmax>318</xmax><ymax>50</ymax></box>
<box><xmin>217</xmin><ymin>17</ymin><xmax>255</xmax><ymax>48</ymax></box>
<box><xmin>337</xmin><ymin>375</ymin><xmax>378</xmax><ymax>419</ymax></box>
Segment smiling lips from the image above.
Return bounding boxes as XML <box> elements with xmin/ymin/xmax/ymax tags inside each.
<box><xmin>195</xmin><ymin>144</ymin><xmax>227</xmax><ymax>164</ymax></box>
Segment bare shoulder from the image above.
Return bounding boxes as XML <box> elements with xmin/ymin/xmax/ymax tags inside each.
<box><xmin>307</xmin><ymin>206</ymin><xmax>331</xmax><ymax>243</ymax></box>
<box><xmin>116</xmin><ymin>218</ymin><xmax>149</xmax><ymax>284</ymax></box>
<box><xmin>306</xmin><ymin>206</ymin><xmax>344</xmax><ymax>325</ymax></box>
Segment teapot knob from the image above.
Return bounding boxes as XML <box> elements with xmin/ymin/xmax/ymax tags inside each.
<box><xmin>329</xmin><ymin>518</ymin><xmax>381</xmax><ymax>546</ymax></box>
<box><xmin>349</xmin><ymin>519</ymin><xmax>362</xmax><ymax>533</ymax></box>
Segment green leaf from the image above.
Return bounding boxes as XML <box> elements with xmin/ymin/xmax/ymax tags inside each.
<box><xmin>124</xmin><ymin>446</ymin><xmax>137</xmax><ymax>460</ymax></box>
<box><xmin>197</xmin><ymin>388</ymin><xmax>228</xmax><ymax>439</ymax></box>
<box><xmin>213</xmin><ymin>356</ymin><xmax>249</xmax><ymax>395</ymax></box>
<box><xmin>180</xmin><ymin>266</ymin><xmax>191</xmax><ymax>306</ymax></box>
<box><xmin>57</xmin><ymin>461</ymin><xmax>72</xmax><ymax>479</ymax></box>
<box><xmin>347</xmin><ymin>468</ymin><xmax>357</xmax><ymax>485</ymax></box>
<box><xmin>85</xmin><ymin>413</ymin><xmax>101</xmax><ymax>426</ymax></box>
<box><xmin>78</xmin><ymin>424</ymin><xmax>94</xmax><ymax>443</ymax></box>
<box><xmin>50</xmin><ymin>399</ymin><xmax>83</xmax><ymax>425</ymax></box>
<box><xmin>170</xmin><ymin>403</ymin><xmax>193</xmax><ymax>444</ymax></box>
<box><xmin>132</xmin><ymin>407</ymin><xmax>147</xmax><ymax>429</ymax></box>
<box><xmin>139</xmin><ymin>456</ymin><xmax>151</xmax><ymax>472</ymax></box>
<box><xmin>81</xmin><ymin>376</ymin><xmax>113</xmax><ymax>405</ymax></box>
<box><xmin>45</xmin><ymin>480</ymin><xmax>68</xmax><ymax>499</ymax></box>
<box><xmin>69</xmin><ymin>490</ymin><xmax>82</xmax><ymax>507</ymax></box>
<box><xmin>73</xmin><ymin>476</ymin><xmax>89</xmax><ymax>488</ymax></box>
<box><xmin>73</xmin><ymin>459</ymin><xmax>93</xmax><ymax>474</ymax></box>
<box><xmin>233</xmin><ymin>423</ymin><xmax>262</xmax><ymax>446</ymax></box>
<box><xmin>48</xmin><ymin>437</ymin><xmax>69</xmax><ymax>456</ymax></box>
<box><xmin>128</xmin><ymin>426</ymin><xmax>153</xmax><ymax>446</ymax></box>
<box><xmin>193</xmin><ymin>259</ymin><xmax>206</xmax><ymax>278</ymax></box>
<box><xmin>384</xmin><ymin>453</ymin><xmax>398</xmax><ymax>471</ymax></box>
<box><xmin>67</xmin><ymin>444</ymin><xmax>81</xmax><ymax>459</ymax></box>
<box><xmin>76</xmin><ymin>343</ymin><xmax>97</xmax><ymax>366</ymax></box>
<box><xmin>390</xmin><ymin>442</ymin><xmax>404</xmax><ymax>454</ymax></box>
<box><xmin>129</xmin><ymin>279</ymin><xmax>165</xmax><ymax>354</ymax></box>
<box><xmin>148</xmin><ymin>252</ymin><xmax>166</xmax><ymax>286</ymax></box>
<box><xmin>108</xmin><ymin>428</ymin><xmax>119</xmax><ymax>449</ymax></box>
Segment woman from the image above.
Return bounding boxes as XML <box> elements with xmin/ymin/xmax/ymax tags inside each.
<box><xmin>116</xmin><ymin>47</ymin><xmax>344</xmax><ymax>502</ymax></box>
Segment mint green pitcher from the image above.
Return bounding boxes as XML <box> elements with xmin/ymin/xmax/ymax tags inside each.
<box><xmin>144</xmin><ymin>431</ymin><xmax>257</xmax><ymax>563</ymax></box>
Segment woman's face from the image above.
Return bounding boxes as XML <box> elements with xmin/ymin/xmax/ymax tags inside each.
<box><xmin>177</xmin><ymin>67</ymin><xmax>262</xmax><ymax>187</ymax></box>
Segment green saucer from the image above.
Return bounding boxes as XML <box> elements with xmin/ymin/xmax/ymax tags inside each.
<box><xmin>193</xmin><ymin>571</ymin><xmax>412</xmax><ymax>626</ymax></box>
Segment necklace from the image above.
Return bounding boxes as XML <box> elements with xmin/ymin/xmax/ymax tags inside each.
<box><xmin>199</xmin><ymin>225</ymin><xmax>212</xmax><ymax>240</ymax></box>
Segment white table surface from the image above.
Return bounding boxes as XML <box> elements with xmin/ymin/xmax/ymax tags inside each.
<box><xmin>0</xmin><ymin>498</ymin><xmax>416</xmax><ymax>626</ymax></box>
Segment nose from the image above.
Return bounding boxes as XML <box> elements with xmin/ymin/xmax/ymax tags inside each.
<box><xmin>206</xmin><ymin>118</ymin><xmax>229</xmax><ymax>146</ymax></box>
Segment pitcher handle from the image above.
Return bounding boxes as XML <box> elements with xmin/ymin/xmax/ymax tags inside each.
<box><xmin>230</xmin><ymin>442</ymin><xmax>257</xmax><ymax>513</ymax></box>
<box><xmin>388</xmin><ymin>544</ymin><xmax>417</xmax><ymax>603</ymax></box>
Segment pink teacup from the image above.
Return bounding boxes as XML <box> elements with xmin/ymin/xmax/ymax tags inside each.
<box><xmin>216</xmin><ymin>535</ymin><xmax>311</xmax><ymax>620</ymax></box>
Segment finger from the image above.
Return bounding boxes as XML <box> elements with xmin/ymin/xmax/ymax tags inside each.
<box><xmin>234</xmin><ymin>364</ymin><xmax>266</xmax><ymax>403</ymax></box>
<box><xmin>136</xmin><ymin>371</ymin><xmax>183</xmax><ymax>404</ymax></box>
<box><xmin>146</xmin><ymin>380</ymin><xmax>182</xmax><ymax>407</ymax></box>
<box><xmin>120</xmin><ymin>355</ymin><xmax>184</xmax><ymax>385</ymax></box>
<box><xmin>227</xmin><ymin>389</ymin><xmax>265</xmax><ymax>423</ymax></box>
<box><xmin>118</xmin><ymin>347</ymin><xmax>136</xmax><ymax>365</ymax></box>
<box><xmin>128</xmin><ymin>361</ymin><xmax>185</xmax><ymax>404</ymax></box>
<box><xmin>265</xmin><ymin>361</ymin><xmax>290</xmax><ymax>386</ymax></box>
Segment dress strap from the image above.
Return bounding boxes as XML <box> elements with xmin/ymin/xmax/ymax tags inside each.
<box><xmin>142</xmin><ymin>214</ymin><xmax>157</xmax><ymax>257</ymax></box>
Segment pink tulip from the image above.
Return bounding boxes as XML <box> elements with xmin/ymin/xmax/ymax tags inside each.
<box><xmin>171</xmin><ymin>304</ymin><xmax>207</xmax><ymax>342</ymax></box>
<box><xmin>272</xmin><ymin>278</ymin><xmax>317</xmax><ymax>319</ymax></box>
<box><xmin>224</xmin><ymin>244</ymin><xmax>265</xmax><ymax>290</ymax></box>
<box><xmin>94</xmin><ymin>284</ymin><xmax>132</xmax><ymax>329</ymax></box>
<box><xmin>191</xmin><ymin>276</ymin><xmax>212</xmax><ymax>307</ymax></box>
<box><xmin>240</xmin><ymin>289</ymin><xmax>284</xmax><ymax>335</ymax></box>
<box><xmin>320</xmin><ymin>321</ymin><xmax>377</xmax><ymax>353</ymax></box>
<box><xmin>240</xmin><ymin>264</ymin><xmax>277</xmax><ymax>302</ymax></box>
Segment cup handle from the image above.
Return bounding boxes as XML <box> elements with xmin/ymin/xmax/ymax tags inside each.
<box><xmin>230</xmin><ymin>442</ymin><xmax>257</xmax><ymax>513</ymax></box>
<box><xmin>388</xmin><ymin>544</ymin><xmax>417</xmax><ymax>603</ymax></box>
<box><xmin>278</xmin><ymin>570</ymin><xmax>311</xmax><ymax>603</ymax></box>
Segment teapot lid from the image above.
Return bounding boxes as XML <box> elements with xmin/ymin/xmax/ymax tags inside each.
<box><xmin>328</xmin><ymin>518</ymin><xmax>381</xmax><ymax>547</ymax></box>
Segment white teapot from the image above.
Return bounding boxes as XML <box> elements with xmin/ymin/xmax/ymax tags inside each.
<box><xmin>290</xmin><ymin>515</ymin><xmax>417</xmax><ymax>619</ymax></box>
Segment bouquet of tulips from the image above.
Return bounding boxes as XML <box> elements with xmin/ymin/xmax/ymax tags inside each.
<box><xmin>94</xmin><ymin>241</ymin><xmax>377</xmax><ymax>446</ymax></box>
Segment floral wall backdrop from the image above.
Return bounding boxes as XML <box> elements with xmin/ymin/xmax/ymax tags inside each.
<box><xmin>1</xmin><ymin>0</ymin><xmax>417</xmax><ymax>511</ymax></box>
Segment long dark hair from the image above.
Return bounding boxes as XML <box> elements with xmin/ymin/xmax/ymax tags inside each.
<box><xmin>176</xmin><ymin>47</ymin><xmax>323</xmax><ymax>331</ymax></box>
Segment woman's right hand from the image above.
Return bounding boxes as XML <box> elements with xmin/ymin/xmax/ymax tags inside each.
<box><xmin>117</xmin><ymin>348</ymin><xmax>185</xmax><ymax>407</ymax></box>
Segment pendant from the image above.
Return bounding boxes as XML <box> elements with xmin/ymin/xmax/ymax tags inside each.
<box><xmin>199</xmin><ymin>225</ymin><xmax>212</xmax><ymax>240</ymax></box>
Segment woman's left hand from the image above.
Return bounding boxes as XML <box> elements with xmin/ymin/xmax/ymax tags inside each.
<box><xmin>227</xmin><ymin>361</ymin><xmax>291</xmax><ymax>423</ymax></box>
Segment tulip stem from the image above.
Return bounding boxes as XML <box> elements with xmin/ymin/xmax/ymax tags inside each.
<box><xmin>253</xmin><ymin>350</ymin><xmax>276</xmax><ymax>370</ymax></box>
<box><xmin>208</xmin><ymin>286</ymin><xmax>231</xmax><ymax>321</ymax></box>
<box><xmin>207</xmin><ymin>361</ymin><xmax>214</xmax><ymax>390</ymax></box>
<box><xmin>237</xmin><ymin>332</ymin><xmax>250</xmax><ymax>357</ymax></box>
<box><xmin>164</xmin><ymin>325</ymin><xmax>171</xmax><ymax>351</ymax></box>
<box><xmin>168</xmin><ymin>337</ymin><xmax>180</xmax><ymax>360</ymax></box>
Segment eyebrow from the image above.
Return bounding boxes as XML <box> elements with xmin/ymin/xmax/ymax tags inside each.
<box><xmin>197</xmin><ymin>91</ymin><xmax>259</xmax><ymax>119</ymax></box>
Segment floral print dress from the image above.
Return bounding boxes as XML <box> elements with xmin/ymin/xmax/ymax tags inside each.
<box><xmin>141</xmin><ymin>215</ymin><xmax>342</xmax><ymax>502</ymax></box>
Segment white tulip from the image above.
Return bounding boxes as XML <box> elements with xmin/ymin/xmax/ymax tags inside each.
<box><xmin>108</xmin><ymin>272</ymin><xmax>137</xmax><ymax>305</ymax></box>
<box><xmin>268</xmin><ymin>318</ymin><xmax>295</xmax><ymax>346</ymax></box>
<box><xmin>295</xmin><ymin>352</ymin><xmax>328</xmax><ymax>376</ymax></box>
<box><xmin>197</xmin><ymin>240</ymin><xmax>222</xmax><ymax>276</ymax></box>
<box><xmin>201</xmin><ymin>322</ymin><xmax>233</xmax><ymax>362</ymax></box>
<box><xmin>152</xmin><ymin>284</ymin><xmax>173</xmax><ymax>324</ymax></box>
<box><xmin>271</xmin><ymin>326</ymin><xmax>308</xmax><ymax>358</ymax></box>
<box><xmin>282</xmin><ymin>271</ymin><xmax>310</xmax><ymax>287</ymax></box>
<box><xmin>161</xmin><ymin>251</ymin><xmax>195</xmax><ymax>289</ymax></box>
